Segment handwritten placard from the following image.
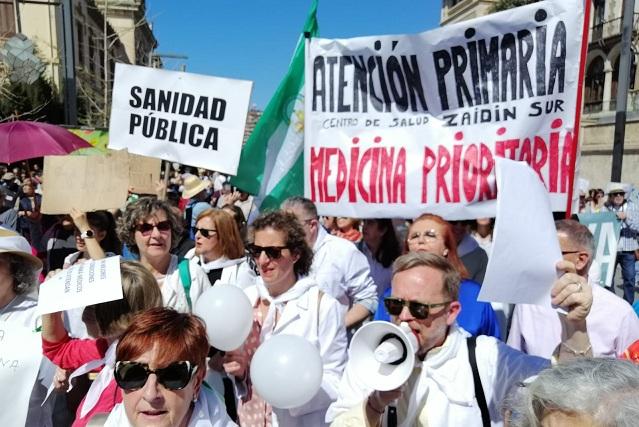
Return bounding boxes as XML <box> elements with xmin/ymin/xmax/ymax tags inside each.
<box><xmin>38</xmin><ymin>256</ymin><xmax>123</xmax><ymax>315</ymax></box>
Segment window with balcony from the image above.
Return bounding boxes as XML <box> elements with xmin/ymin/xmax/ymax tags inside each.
<box><xmin>591</xmin><ymin>0</ymin><xmax>605</xmax><ymax>41</ymax></box>
<box><xmin>584</xmin><ymin>56</ymin><xmax>605</xmax><ymax>113</ymax></box>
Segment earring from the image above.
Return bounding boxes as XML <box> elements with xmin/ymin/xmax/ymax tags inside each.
<box><xmin>443</xmin><ymin>249</ymin><xmax>449</xmax><ymax>257</ymax></box>
<box><xmin>192</xmin><ymin>395</ymin><xmax>198</xmax><ymax>403</ymax></box>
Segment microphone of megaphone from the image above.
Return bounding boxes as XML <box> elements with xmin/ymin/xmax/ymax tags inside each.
<box><xmin>349</xmin><ymin>321</ymin><xmax>418</xmax><ymax>391</ymax></box>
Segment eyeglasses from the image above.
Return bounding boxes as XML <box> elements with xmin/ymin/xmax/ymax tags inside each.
<box><xmin>407</xmin><ymin>229</ymin><xmax>439</xmax><ymax>243</ymax></box>
<box><xmin>247</xmin><ymin>244</ymin><xmax>288</xmax><ymax>260</ymax></box>
<box><xmin>135</xmin><ymin>220</ymin><xmax>171</xmax><ymax>236</ymax></box>
<box><xmin>383</xmin><ymin>297</ymin><xmax>451</xmax><ymax>320</ymax></box>
<box><xmin>194</xmin><ymin>227</ymin><xmax>217</xmax><ymax>238</ymax></box>
<box><xmin>610</xmin><ymin>192</ymin><xmax>625</xmax><ymax>197</ymax></box>
<box><xmin>561</xmin><ymin>250</ymin><xmax>581</xmax><ymax>255</ymax></box>
<box><xmin>114</xmin><ymin>360</ymin><xmax>198</xmax><ymax>391</ymax></box>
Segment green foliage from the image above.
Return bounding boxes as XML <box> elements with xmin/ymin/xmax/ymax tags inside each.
<box><xmin>491</xmin><ymin>0</ymin><xmax>541</xmax><ymax>13</ymax></box>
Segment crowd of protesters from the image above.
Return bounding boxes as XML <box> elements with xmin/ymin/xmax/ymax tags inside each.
<box><xmin>2</xmin><ymin>160</ymin><xmax>639</xmax><ymax>426</ymax></box>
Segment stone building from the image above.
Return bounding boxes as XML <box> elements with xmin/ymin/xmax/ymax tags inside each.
<box><xmin>440</xmin><ymin>0</ymin><xmax>639</xmax><ymax>188</ymax></box>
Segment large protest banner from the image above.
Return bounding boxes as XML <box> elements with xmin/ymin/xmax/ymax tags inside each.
<box><xmin>109</xmin><ymin>63</ymin><xmax>253</xmax><ymax>175</ymax></box>
<box><xmin>577</xmin><ymin>212</ymin><xmax>621</xmax><ymax>288</ymax></box>
<box><xmin>0</xmin><ymin>322</ymin><xmax>42</xmax><ymax>426</ymax></box>
<box><xmin>304</xmin><ymin>0</ymin><xmax>587</xmax><ymax>219</ymax></box>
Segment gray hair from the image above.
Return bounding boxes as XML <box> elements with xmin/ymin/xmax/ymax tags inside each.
<box><xmin>0</xmin><ymin>253</ymin><xmax>37</xmax><ymax>295</ymax></box>
<box><xmin>392</xmin><ymin>252</ymin><xmax>460</xmax><ymax>300</ymax></box>
<box><xmin>507</xmin><ymin>358</ymin><xmax>639</xmax><ymax>427</ymax></box>
<box><xmin>555</xmin><ymin>219</ymin><xmax>595</xmax><ymax>270</ymax></box>
<box><xmin>280</xmin><ymin>196</ymin><xmax>318</xmax><ymax>219</ymax></box>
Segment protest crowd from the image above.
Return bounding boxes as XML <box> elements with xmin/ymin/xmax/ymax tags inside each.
<box><xmin>3</xmin><ymin>0</ymin><xmax>639</xmax><ymax>426</ymax></box>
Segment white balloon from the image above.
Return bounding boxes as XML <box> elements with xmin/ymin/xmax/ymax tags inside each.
<box><xmin>193</xmin><ymin>284</ymin><xmax>253</xmax><ymax>351</ymax></box>
<box><xmin>250</xmin><ymin>334</ymin><xmax>323</xmax><ymax>409</ymax></box>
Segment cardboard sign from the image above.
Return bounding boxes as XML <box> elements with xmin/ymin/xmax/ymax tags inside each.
<box><xmin>128</xmin><ymin>152</ymin><xmax>162</xmax><ymax>195</ymax></box>
<box><xmin>38</xmin><ymin>256</ymin><xmax>123</xmax><ymax>315</ymax></box>
<box><xmin>108</xmin><ymin>63</ymin><xmax>253</xmax><ymax>175</ymax></box>
<box><xmin>304</xmin><ymin>0</ymin><xmax>586</xmax><ymax>219</ymax></box>
<box><xmin>577</xmin><ymin>212</ymin><xmax>621</xmax><ymax>288</ymax></box>
<box><xmin>0</xmin><ymin>322</ymin><xmax>42</xmax><ymax>426</ymax></box>
<box><xmin>41</xmin><ymin>150</ymin><xmax>130</xmax><ymax>214</ymax></box>
<box><xmin>479</xmin><ymin>158</ymin><xmax>562</xmax><ymax>306</ymax></box>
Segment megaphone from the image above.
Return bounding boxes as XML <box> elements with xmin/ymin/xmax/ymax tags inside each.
<box><xmin>349</xmin><ymin>321</ymin><xmax>418</xmax><ymax>391</ymax></box>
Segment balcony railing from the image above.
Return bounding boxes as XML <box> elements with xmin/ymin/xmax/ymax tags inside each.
<box><xmin>591</xmin><ymin>14</ymin><xmax>639</xmax><ymax>42</ymax></box>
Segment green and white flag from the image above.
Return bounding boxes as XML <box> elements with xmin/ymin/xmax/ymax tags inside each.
<box><xmin>230</xmin><ymin>1</ymin><xmax>318</xmax><ymax>211</ymax></box>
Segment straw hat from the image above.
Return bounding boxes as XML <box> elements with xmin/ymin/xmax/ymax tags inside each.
<box><xmin>181</xmin><ymin>175</ymin><xmax>209</xmax><ymax>199</ymax></box>
<box><xmin>1</xmin><ymin>172</ymin><xmax>15</xmax><ymax>181</ymax></box>
<box><xmin>0</xmin><ymin>227</ymin><xmax>43</xmax><ymax>270</ymax></box>
<box><xmin>606</xmin><ymin>182</ymin><xmax>629</xmax><ymax>194</ymax></box>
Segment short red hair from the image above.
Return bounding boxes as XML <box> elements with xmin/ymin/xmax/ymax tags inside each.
<box><xmin>407</xmin><ymin>214</ymin><xmax>470</xmax><ymax>279</ymax></box>
<box><xmin>116</xmin><ymin>308</ymin><xmax>209</xmax><ymax>369</ymax></box>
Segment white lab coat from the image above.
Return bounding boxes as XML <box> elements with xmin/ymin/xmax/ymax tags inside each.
<box><xmin>184</xmin><ymin>248</ymin><xmax>256</xmax><ymax>289</ymax></box>
<box><xmin>244</xmin><ymin>280</ymin><xmax>348</xmax><ymax>426</ymax></box>
<box><xmin>160</xmin><ymin>254</ymin><xmax>211</xmax><ymax>312</ymax></box>
<box><xmin>327</xmin><ymin>325</ymin><xmax>549</xmax><ymax>427</ymax></box>
<box><xmin>311</xmin><ymin>227</ymin><xmax>378</xmax><ymax>313</ymax></box>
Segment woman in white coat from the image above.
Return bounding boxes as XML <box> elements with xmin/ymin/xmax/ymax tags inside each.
<box><xmin>184</xmin><ymin>208</ymin><xmax>256</xmax><ymax>289</ymax></box>
<box><xmin>116</xmin><ymin>197</ymin><xmax>210</xmax><ymax>312</ymax></box>
<box><xmin>230</xmin><ymin>210</ymin><xmax>348</xmax><ymax>427</ymax></box>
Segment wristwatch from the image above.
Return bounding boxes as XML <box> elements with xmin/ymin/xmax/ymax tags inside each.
<box><xmin>80</xmin><ymin>229</ymin><xmax>94</xmax><ymax>239</ymax></box>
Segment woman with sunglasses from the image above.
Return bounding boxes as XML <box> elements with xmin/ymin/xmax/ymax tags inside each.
<box><xmin>41</xmin><ymin>261</ymin><xmax>163</xmax><ymax>426</ymax></box>
<box><xmin>375</xmin><ymin>214</ymin><xmax>501</xmax><ymax>339</ymax></box>
<box><xmin>117</xmin><ymin>197</ymin><xmax>211</xmax><ymax>312</ymax></box>
<box><xmin>184</xmin><ymin>208</ymin><xmax>256</xmax><ymax>288</ymax></box>
<box><xmin>105</xmin><ymin>307</ymin><xmax>236</xmax><ymax>426</ymax></box>
<box><xmin>231</xmin><ymin>210</ymin><xmax>347</xmax><ymax>426</ymax></box>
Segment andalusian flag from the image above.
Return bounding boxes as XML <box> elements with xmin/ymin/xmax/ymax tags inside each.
<box><xmin>230</xmin><ymin>1</ymin><xmax>318</xmax><ymax>211</ymax></box>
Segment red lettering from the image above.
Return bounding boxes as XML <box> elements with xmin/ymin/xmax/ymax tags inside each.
<box><xmin>336</xmin><ymin>148</ymin><xmax>347</xmax><ymax>201</ymax></box>
<box><xmin>519</xmin><ymin>138</ymin><xmax>532</xmax><ymax>164</ymax></box>
<box><xmin>357</xmin><ymin>148</ymin><xmax>372</xmax><ymax>203</ymax></box>
<box><xmin>436</xmin><ymin>146</ymin><xmax>451</xmax><ymax>203</ymax></box>
<box><xmin>310</xmin><ymin>147</ymin><xmax>324</xmax><ymax>202</ymax></box>
<box><xmin>478</xmin><ymin>144</ymin><xmax>494</xmax><ymax>201</ymax></box>
<box><xmin>462</xmin><ymin>144</ymin><xmax>479</xmax><ymax>202</ymax></box>
<box><xmin>393</xmin><ymin>148</ymin><xmax>407</xmax><ymax>203</ymax></box>
<box><xmin>380</xmin><ymin>147</ymin><xmax>395</xmax><ymax>203</ymax></box>
<box><xmin>452</xmin><ymin>145</ymin><xmax>462</xmax><ymax>203</ymax></box>
<box><xmin>369</xmin><ymin>147</ymin><xmax>380</xmax><ymax>203</ymax></box>
<box><xmin>532</xmin><ymin>136</ymin><xmax>548</xmax><ymax>184</ymax></box>
<box><xmin>422</xmin><ymin>147</ymin><xmax>436</xmax><ymax>203</ymax></box>
<box><xmin>503</xmin><ymin>139</ymin><xmax>520</xmax><ymax>160</ymax></box>
<box><xmin>560</xmin><ymin>131</ymin><xmax>574</xmax><ymax>193</ymax></box>
<box><xmin>348</xmin><ymin>146</ymin><xmax>360</xmax><ymax>202</ymax></box>
<box><xmin>323</xmin><ymin>148</ymin><xmax>337</xmax><ymax>202</ymax></box>
<box><xmin>548</xmin><ymin>130</ymin><xmax>560</xmax><ymax>192</ymax></box>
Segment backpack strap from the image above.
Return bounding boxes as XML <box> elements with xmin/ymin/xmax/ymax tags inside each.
<box><xmin>467</xmin><ymin>337</ymin><xmax>490</xmax><ymax>427</ymax></box>
<box><xmin>178</xmin><ymin>259</ymin><xmax>192</xmax><ymax>309</ymax></box>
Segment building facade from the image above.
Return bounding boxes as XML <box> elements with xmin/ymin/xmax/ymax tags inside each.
<box><xmin>0</xmin><ymin>0</ymin><xmax>157</xmax><ymax>126</ymax></box>
<box><xmin>441</xmin><ymin>0</ymin><xmax>639</xmax><ymax>189</ymax></box>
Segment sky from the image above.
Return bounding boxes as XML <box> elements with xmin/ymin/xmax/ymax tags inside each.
<box><xmin>147</xmin><ymin>1</ymin><xmax>442</xmax><ymax>110</ymax></box>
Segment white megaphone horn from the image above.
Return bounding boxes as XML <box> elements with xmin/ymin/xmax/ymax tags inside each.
<box><xmin>349</xmin><ymin>321</ymin><xmax>418</xmax><ymax>391</ymax></box>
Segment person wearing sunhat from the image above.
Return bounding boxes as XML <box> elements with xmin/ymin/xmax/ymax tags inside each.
<box><xmin>0</xmin><ymin>227</ymin><xmax>58</xmax><ymax>426</ymax></box>
<box><xmin>182</xmin><ymin>175</ymin><xmax>211</xmax><ymax>239</ymax></box>
<box><xmin>604</xmin><ymin>182</ymin><xmax>639</xmax><ymax>304</ymax></box>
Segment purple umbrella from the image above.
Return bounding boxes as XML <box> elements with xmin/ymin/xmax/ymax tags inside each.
<box><xmin>0</xmin><ymin>121</ymin><xmax>93</xmax><ymax>163</ymax></box>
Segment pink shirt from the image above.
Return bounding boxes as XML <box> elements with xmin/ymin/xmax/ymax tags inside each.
<box><xmin>42</xmin><ymin>335</ymin><xmax>122</xmax><ymax>427</ymax></box>
<box><xmin>507</xmin><ymin>284</ymin><xmax>639</xmax><ymax>358</ymax></box>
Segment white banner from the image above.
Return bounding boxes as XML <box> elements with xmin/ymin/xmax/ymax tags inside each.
<box><xmin>304</xmin><ymin>0</ymin><xmax>585</xmax><ymax>219</ymax></box>
<box><xmin>38</xmin><ymin>256</ymin><xmax>123</xmax><ymax>315</ymax></box>
<box><xmin>109</xmin><ymin>63</ymin><xmax>253</xmax><ymax>175</ymax></box>
<box><xmin>0</xmin><ymin>322</ymin><xmax>42</xmax><ymax>426</ymax></box>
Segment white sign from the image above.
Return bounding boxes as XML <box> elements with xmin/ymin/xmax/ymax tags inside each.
<box><xmin>304</xmin><ymin>0</ymin><xmax>585</xmax><ymax>219</ymax></box>
<box><xmin>0</xmin><ymin>322</ymin><xmax>42</xmax><ymax>426</ymax></box>
<box><xmin>38</xmin><ymin>256</ymin><xmax>123</xmax><ymax>315</ymax></box>
<box><xmin>479</xmin><ymin>158</ymin><xmax>562</xmax><ymax>305</ymax></box>
<box><xmin>109</xmin><ymin>63</ymin><xmax>253</xmax><ymax>175</ymax></box>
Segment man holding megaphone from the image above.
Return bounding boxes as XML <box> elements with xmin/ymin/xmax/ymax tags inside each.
<box><xmin>327</xmin><ymin>252</ymin><xmax>593</xmax><ymax>427</ymax></box>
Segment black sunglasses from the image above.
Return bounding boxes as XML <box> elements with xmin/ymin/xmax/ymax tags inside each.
<box><xmin>247</xmin><ymin>244</ymin><xmax>288</xmax><ymax>260</ymax></box>
<box><xmin>194</xmin><ymin>227</ymin><xmax>217</xmax><ymax>238</ymax></box>
<box><xmin>384</xmin><ymin>297</ymin><xmax>451</xmax><ymax>320</ymax></box>
<box><xmin>610</xmin><ymin>192</ymin><xmax>625</xmax><ymax>197</ymax></box>
<box><xmin>114</xmin><ymin>360</ymin><xmax>198</xmax><ymax>391</ymax></box>
<box><xmin>135</xmin><ymin>220</ymin><xmax>171</xmax><ymax>235</ymax></box>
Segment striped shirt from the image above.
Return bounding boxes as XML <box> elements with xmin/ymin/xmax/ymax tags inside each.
<box><xmin>605</xmin><ymin>201</ymin><xmax>639</xmax><ymax>251</ymax></box>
